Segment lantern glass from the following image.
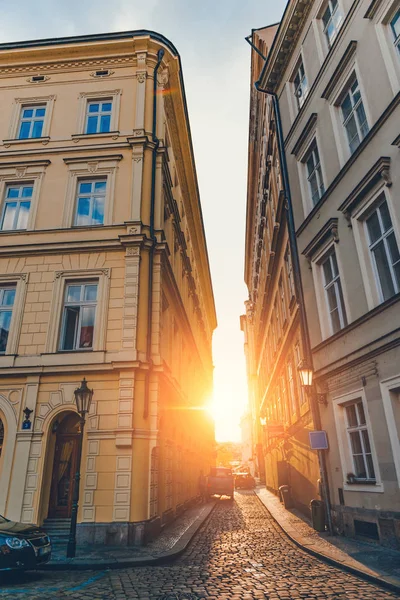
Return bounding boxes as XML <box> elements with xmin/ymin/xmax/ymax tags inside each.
<box><xmin>298</xmin><ymin>360</ymin><xmax>313</xmax><ymax>388</ymax></box>
<box><xmin>74</xmin><ymin>378</ymin><xmax>93</xmax><ymax>415</ymax></box>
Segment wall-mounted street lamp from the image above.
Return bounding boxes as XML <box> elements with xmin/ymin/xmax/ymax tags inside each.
<box><xmin>298</xmin><ymin>360</ymin><xmax>327</xmax><ymax>405</ymax></box>
<box><xmin>66</xmin><ymin>378</ymin><xmax>94</xmax><ymax>559</ymax></box>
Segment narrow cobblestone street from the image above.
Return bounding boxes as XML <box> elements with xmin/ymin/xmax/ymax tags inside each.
<box><xmin>0</xmin><ymin>493</ymin><xmax>397</xmax><ymax>599</ymax></box>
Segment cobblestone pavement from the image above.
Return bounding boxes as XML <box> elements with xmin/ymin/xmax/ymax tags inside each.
<box><xmin>0</xmin><ymin>492</ymin><xmax>397</xmax><ymax>599</ymax></box>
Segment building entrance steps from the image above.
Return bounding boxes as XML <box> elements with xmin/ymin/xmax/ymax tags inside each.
<box><xmin>41</xmin><ymin>501</ymin><xmax>216</xmax><ymax>570</ymax></box>
<box><xmin>255</xmin><ymin>486</ymin><xmax>400</xmax><ymax>594</ymax></box>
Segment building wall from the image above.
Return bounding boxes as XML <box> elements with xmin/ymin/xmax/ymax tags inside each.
<box><xmin>261</xmin><ymin>0</ymin><xmax>400</xmax><ymax>546</ymax></box>
<box><xmin>243</xmin><ymin>26</ymin><xmax>320</xmax><ymax>515</ymax></box>
<box><xmin>0</xmin><ymin>32</ymin><xmax>216</xmax><ymax>545</ymax></box>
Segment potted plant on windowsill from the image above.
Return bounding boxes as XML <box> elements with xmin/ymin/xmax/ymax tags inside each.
<box><xmin>346</xmin><ymin>472</ymin><xmax>356</xmax><ymax>484</ymax></box>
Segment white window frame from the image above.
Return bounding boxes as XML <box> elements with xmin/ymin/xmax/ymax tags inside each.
<box><xmin>329</xmin><ymin>64</ymin><xmax>372</xmax><ymax>167</ymax></box>
<box><xmin>59</xmin><ymin>282</ymin><xmax>99</xmax><ymax>352</ymax></box>
<box><xmin>311</xmin><ymin>241</ymin><xmax>350</xmax><ymax>341</ymax></box>
<box><xmin>0</xmin><ymin>161</ymin><xmax>48</xmax><ymax>232</ymax></box>
<box><xmin>0</xmin><ymin>183</ymin><xmax>34</xmax><ymax>231</ymax></box>
<box><xmin>75</xmin><ymin>90</ymin><xmax>121</xmax><ymax>137</ymax></box>
<box><xmin>5</xmin><ymin>95</ymin><xmax>56</xmax><ymax>143</ymax></box>
<box><xmin>339</xmin><ymin>78</ymin><xmax>369</xmax><ymax>156</ymax></box>
<box><xmin>62</xmin><ymin>156</ymin><xmax>122</xmax><ymax>227</ymax></box>
<box><xmin>17</xmin><ymin>105</ymin><xmax>47</xmax><ymax>140</ymax></box>
<box><xmin>74</xmin><ymin>179</ymin><xmax>107</xmax><ymax>227</ymax></box>
<box><xmin>296</xmin><ymin>127</ymin><xmax>328</xmax><ymax>216</ymax></box>
<box><xmin>333</xmin><ymin>389</ymin><xmax>383</xmax><ymax>493</ymax></box>
<box><xmin>379</xmin><ymin>374</ymin><xmax>400</xmax><ymax>487</ymax></box>
<box><xmin>85</xmin><ymin>100</ymin><xmax>113</xmax><ymax>135</ymax></box>
<box><xmin>304</xmin><ymin>140</ymin><xmax>325</xmax><ymax>207</ymax></box>
<box><xmin>352</xmin><ymin>187</ymin><xmax>400</xmax><ymax>310</ymax></box>
<box><xmin>291</xmin><ymin>56</ymin><xmax>309</xmax><ymax>112</ymax></box>
<box><xmin>45</xmin><ymin>269</ymin><xmax>110</xmax><ymax>354</ymax></box>
<box><xmin>373</xmin><ymin>0</ymin><xmax>400</xmax><ymax>94</ymax></box>
<box><xmin>0</xmin><ymin>274</ymin><xmax>28</xmax><ymax>360</ymax></box>
<box><xmin>320</xmin><ymin>0</ymin><xmax>344</xmax><ymax>49</ymax></box>
<box><xmin>321</xmin><ymin>248</ymin><xmax>348</xmax><ymax>334</ymax></box>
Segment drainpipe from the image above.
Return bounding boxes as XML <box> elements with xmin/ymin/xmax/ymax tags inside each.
<box><xmin>144</xmin><ymin>47</ymin><xmax>164</xmax><ymax>418</ymax></box>
<box><xmin>250</xmin><ymin>48</ymin><xmax>333</xmax><ymax>534</ymax></box>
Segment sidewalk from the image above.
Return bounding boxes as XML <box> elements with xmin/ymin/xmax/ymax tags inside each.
<box><xmin>41</xmin><ymin>501</ymin><xmax>215</xmax><ymax>571</ymax></box>
<box><xmin>256</xmin><ymin>487</ymin><xmax>400</xmax><ymax>594</ymax></box>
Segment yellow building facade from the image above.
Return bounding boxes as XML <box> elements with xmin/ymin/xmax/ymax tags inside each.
<box><xmin>0</xmin><ymin>31</ymin><xmax>216</xmax><ymax>545</ymax></box>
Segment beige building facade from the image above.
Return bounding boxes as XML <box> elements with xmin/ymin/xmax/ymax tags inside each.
<box><xmin>258</xmin><ymin>0</ymin><xmax>400</xmax><ymax>546</ymax></box>
<box><xmin>0</xmin><ymin>31</ymin><xmax>216</xmax><ymax>545</ymax></box>
<box><xmin>242</xmin><ymin>25</ymin><xmax>321</xmax><ymax>515</ymax></box>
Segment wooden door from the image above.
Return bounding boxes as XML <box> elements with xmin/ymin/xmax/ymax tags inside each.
<box><xmin>48</xmin><ymin>433</ymin><xmax>79</xmax><ymax>518</ymax></box>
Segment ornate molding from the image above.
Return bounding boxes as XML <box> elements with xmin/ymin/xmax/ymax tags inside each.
<box><xmin>0</xmin><ymin>56</ymin><xmax>134</xmax><ymax>76</ymax></box>
<box><xmin>136</xmin><ymin>72</ymin><xmax>147</xmax><ymax>83</ymax></box>
<box><xmin>89</xmin><ymin>69</ymin><xmax>115</xmax><ymax>78</ymax></box>
<box><xmin>338</xmin><ymin>157</ymin><xmax>391</xmax><ymax>218</ymax></box>
<box><xmin>302</xmin><ymin>218</ymin><xmax>339</xmax><ymax>260</ymax></box>
<box><xmin>126</xmin><ymin>246</ymin><xmax>140</xmax><ymax>256</ymax></box>
<box><xmin>26</xmin><ymin>75</ymin><xmax>50</xmax><ymax>83</ymax></box>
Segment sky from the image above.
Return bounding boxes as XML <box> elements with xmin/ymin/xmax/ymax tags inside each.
<box><xmin>0</xmin><ymin>0</ymin><xmax>287</xmax><ymax>442</ymax></box>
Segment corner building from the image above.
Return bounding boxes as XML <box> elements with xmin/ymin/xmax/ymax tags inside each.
<box><xmin>258</xmin><ymin>0</ymin><xmax>400</xmax><ymax>546</ymax></box>
<box><xmin>0</xmin><ymin>31</ymin><xmax>216</xmax><ymax>545</ymax></box>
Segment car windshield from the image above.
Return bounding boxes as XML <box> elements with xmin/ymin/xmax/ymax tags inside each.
<box><xmin>210</xmin><ymin>468</ymin><xmax>232</xmax><ymax>477</ymax></box>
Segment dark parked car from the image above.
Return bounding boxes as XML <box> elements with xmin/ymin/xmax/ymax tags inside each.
<box><xmin>234</xmin><ymin>473</ymin><xmax>256</xmax><ymax>490</ymax></box>
<box><xmin>0</xmin><ymin>515</ymin><xmax>51</xmax><ymax>571</ymax></box>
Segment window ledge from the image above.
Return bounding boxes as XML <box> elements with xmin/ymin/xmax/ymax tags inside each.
<box><xmin>343</xmin><ymin>481</ymin><xmax>384</xmax><ymax>493</ymax></box>
<box><xmin>71</xmin><ymin>131</ymin><xmax>120</xmax><ymax>141</ymax></box>
<box><xmin>3</xmin><ymin>137</ymin><xmax>50</xmax><ymax>147</ymax></box>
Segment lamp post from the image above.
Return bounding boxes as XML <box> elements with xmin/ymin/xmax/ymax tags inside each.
<box><xmin>66</xmin><ymin>378</ymin><xmax>93</xmax><ymax>559</ymax></box>
<box><xmin>297</xmin><ymin>361</ymin><xmax>333</xmax><ymax>534</ymax></box>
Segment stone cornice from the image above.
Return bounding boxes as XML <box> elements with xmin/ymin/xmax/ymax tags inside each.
<box><xmin>302</xmin><ymin>218</ymin><xmax>339</xmax><ymax>259</ymax></box>
<box><xmin>63</xmin><ymin>154</ymin><xmax>123</xmax><ymax>164</ymax></box>
<box><xmin>338</xmin><ymin>156</ymin><xmax>391</xmax><ymax>217</ymax></box>
<box><xmin>364</xmin><ymin>0</ymin><xmax>385</xmax><ymax>19</ymax></box>
<box><xmin>321</xmin><ymin>41</ymin><xmax>357</xmax><ymax>101</ymax></box>
<box><xmin>0</xmin><ymin>158</ymin><xmax>51</xmax><ymax>168</ymax></box>
<box><xmin>259</xmin><ymin>0</ymin><xmax>314</xmax><ymax>92</ymax></box>
<box><xmin>291</xmin><ymin>113</ymin><xmax>317</xmax><ymax>157</ymax></box>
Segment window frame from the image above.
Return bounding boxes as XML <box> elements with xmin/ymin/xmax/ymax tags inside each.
<box><xmin>0</xmin><ymin>285</ymin><xmax>16</xmax><ymax>354</ymax></box>
<box><xmin>304</xmin><ymin>140</ymin><xmax>325</xmax><ymax>206</ymax></box>
<box><xmin>352</xmin><ymin>188</ymin><xmax>400</xmax><ymax>310</ymax></box>
<box><xmin>321</xmin><ymin>0</ymin><xmax>344</xmax><ymax>49</ymax></box>
<box><xmin>84</xmin><ymin>100</ymin><xmax>113</xmax><ymax>135</ymax></box>
<box><xmin>321</xmin><ymin>248</ymin><xmax>348</xmax><ymax>334</ymax></box>
<box><xmin>62</xmin><ymin>156</ymin><xmax>122</xmax><ymax>227</ymax></box>
<box><xmin>74</xmin><ymin>179</ymin><xmax>107</xmax><ymax>227</ymax></box>
<box><xmin>0</xmin><ymin>274</ymin><xmax>28</xmax><ymax>359</ymax></box>
<box><xmin>5</xmin><ymin>95</ymin><xmax>56</xmax><ymax>143</ymax></box>
<box><xmin>339</xmin><ymin>77</ymin><xmax>369</xmax><ymax>155</ymax></box>
<box><xmin>59</xmin><ymin>281</ymin><xmax>99</xmax><ymax>352</ymax></box>
<box><xmin>0</xmin><ymin>183</ymin><xmax>34</xmax><ymax>232</ymax></box>
<box><xmin>17</xmin><ymin>105</ymin><xmax>47</xmax><ymax>140</ymax></box>
<box><xmin>75</xmin><ymin>90</ymin><xmax>121</xmax><ymax>137</ymax></box>
<box><xmin>45</xmin><ymin>269</ymin><xmax>110</xmax><ymax>354</ymax></box>
<box><xmin>291</xmin><ymin>57</ymin><xmax>309</xmax><ymax>111</ymax></box>
<box><xmin>344</xmin><ymin>399</ymin><xmax>376</xmax><ymax>481</ymax></box>
<box><xmin>311</xmin><ymin>241</ymin><xmax>350</xmax><ymax>341</ymax></box>
<box><xmin>373</xmin><ymin>0</ymin><xmax>400</xmax><ymax>94</ymax></box>
<box><xmin>333</xmin><ymin>389</ymin><xmax>383</xmax><ymax>493</ymax></box>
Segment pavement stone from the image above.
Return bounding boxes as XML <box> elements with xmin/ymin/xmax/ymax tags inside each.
<box><xmin>0</xmin><ymin>492</ymin><xmax>398</xmax><ymax>599</ymax></box>
<box><xmin>255</xmin><ymin>486</ymin><xmax>400</xmax><ymax>591</ymax></box>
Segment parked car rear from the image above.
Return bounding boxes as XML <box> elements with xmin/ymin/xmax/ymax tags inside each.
<box><xmin>0</xmin><ymin>514</ymin><xmax>52</xmax><ymax>571</ymax></box>
<box><xmin>234</xmin><ymin>472</ymin><xmax>256</xmax><ymax>490</ymax></box>
<box><xmin>207</xmin><ymin>467</ymin><xmax>234</xmax><ymax>500</ymax></box>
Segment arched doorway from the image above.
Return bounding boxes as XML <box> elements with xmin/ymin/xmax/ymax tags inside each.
<box><xmin>48</xmin><ymin>412</ymin><xmax>81</xmax><ymax>518</ymax></box>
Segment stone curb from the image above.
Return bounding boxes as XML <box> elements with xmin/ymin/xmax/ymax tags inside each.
<box><xmin>255</xmin><ymin>490</ymin><xmax>400</xmax><ymax>595</ymax></box>
<box><xmin>39</xmin><ymin>502</ymin><xmax>217</xmax><ymax>571</ymax></box>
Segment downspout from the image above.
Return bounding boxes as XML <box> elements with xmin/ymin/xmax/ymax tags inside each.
<box><xmin>144</xmin><ymin>47</ymin><xmax>164</xmax><ymax>418</ymax></box>
<box><xmin>252</xmin><ymin>58</ymin><xmax>333</xmax><ymax>534</ymax></box>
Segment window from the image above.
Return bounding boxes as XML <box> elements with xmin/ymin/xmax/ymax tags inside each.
<box><xmin>340</xmin><ymin>79</ymin><xmax>369</xmax><ymax>154</ymax></box>
<box><xmin>322</xmin><ymin>0</ymin><xmax>343</xmax><ymax>47</ymax></box>
<box><xmin>85</xmin><ymin>101</ymin><xmax>112</xmax><ymax>134</ymax></box>
<box><xmin>287</xmin><ymin>361</ymin><xmax>297</xmax><ymax>416</ymax></box>
<box><xmin>74</xmin><ymin>180</ymin><xmax>106</xmax><ymax>226</ymax></box>
<box><xmin>60</xmin><ymin>282</ymin><xmax>98</xmax><ymax>351</ymax></box>
<box><xmin>390</xmin><ymin>9</ymin><xmax>400</xmax><ymax>56</ymax></box>
<box><xmin>279</xmin><ymin>276</ymin><xmax>287</xmax><ymax>324</ymax></box>
<box><xmin>285</xmin><ymin>246</ymin><xmax>295</xmax><ymax>299</ymax></box>
<box><xmin>345</xmin><ymin>400</ymin><xmax>375</xmax><ymax>480</ymax></box>
<box><xmin>18</xmin><ymin>105</ymin><xmax>46</xmax><ymax>139</ymax></box>
<box><xmin>365</xmin><ymin>198</ymin><xmax>400</xmax><ymax>301</ymax></box>
<box><xmin>1</xmin><ymin>184</ymin><xmax>33</xmax><ymax>231</ymax></box>
<box><xmin>0</xmin><ymin>287</ymin><xmax>15</xmax><ymax>353</ymax></box>
<box><xmin>322</xmin><ymin>249</ymin><xmax>347</xmax><ymax>333</ymax></box>
<box><xmin>293</xmin><ymin>61</ymin><xmax>308</xmax><ymax>109</ymax></box>
<box><xmin>294</xmin><ymin>343</ymin><xmax>306</xmax><ymax>406</ymax></box>
<box><xmin>305</xmin><ymin>142</ymin><xmax>325</xmax><ymax>205</ymax></box>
